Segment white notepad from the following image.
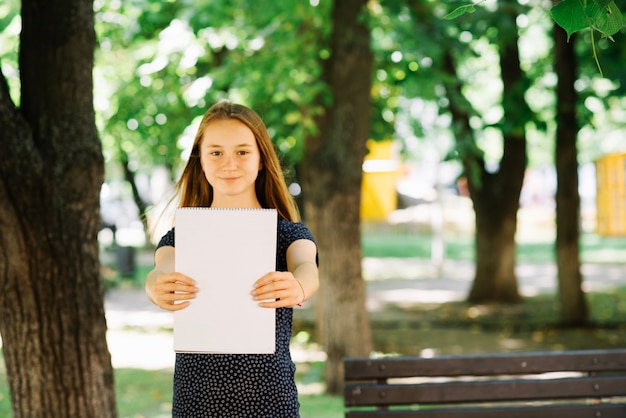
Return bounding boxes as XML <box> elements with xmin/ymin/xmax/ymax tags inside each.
<box><xmin>173</xmin><ymin>207</ymin><xmax>277</xmax><ymax>354</ymax></box>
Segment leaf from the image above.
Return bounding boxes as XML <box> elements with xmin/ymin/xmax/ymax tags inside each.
<box><xmin>590</xmin><ymin>1</ymin><xmax>624</xmax><ymax>37</ymax></box>
<box><xmin>550</xmin><ymin>0</ymin><xmax>590</xmax><ymax>40</ymax></box>
<box><xmin>444</xmin><ymin>5</ymin><xmax>475</xmax><ymax>20</ymax></box>
<box><xmin>593</xmin><ymin>0</ymin><xmax>613</xmax><ymax>8</ymax></box>
<box><xmin>444</xmin><ymin>1</ymin><xmax>484</xmax><ymax>20</ymax></box>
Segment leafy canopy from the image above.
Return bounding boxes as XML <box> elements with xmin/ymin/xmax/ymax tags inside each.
<box><xmin>446</xmin><ymin>0</ymin><xmax>624</xmax><ymax>76</ymax></box>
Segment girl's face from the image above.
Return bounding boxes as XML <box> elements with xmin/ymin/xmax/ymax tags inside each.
<box><xmin>200</xmin><ymin>119</ymin><xmax>263</xmax><ymax>208</ymax></box>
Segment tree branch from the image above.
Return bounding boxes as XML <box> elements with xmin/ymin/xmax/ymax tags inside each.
<box><xmin>0</xmin><ymin>60</ymin><xmax>43</xmax><ymax>204</ymax></box>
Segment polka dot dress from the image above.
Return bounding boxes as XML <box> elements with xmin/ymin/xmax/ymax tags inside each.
<box><xmin>157</xmin><ymin>218</ymin><xmax>317</xmax><ymax>417</ymax></box>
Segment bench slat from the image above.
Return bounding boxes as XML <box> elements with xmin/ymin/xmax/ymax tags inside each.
<box><xmin>345</xmin><ymin>403</ymin><xmax>626</xmax><ymax>418</ymax></box>
<box><xmin>344</xmin><ymin>349</ymin><xmax>626</xmax><ymax>380</ymax></box>
<box><xmin>346</xmin><ymin>375</ymin><xmax>626</xmax><ymax>406</ymax></box>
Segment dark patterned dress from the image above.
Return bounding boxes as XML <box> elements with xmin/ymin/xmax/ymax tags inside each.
<box><xmin>157</xmin><ymin>218</ymin><xmax>317</xmax><ymax>418</ymax></box>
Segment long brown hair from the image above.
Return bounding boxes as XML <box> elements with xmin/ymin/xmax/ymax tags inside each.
<box><xmin>175</xmin><ymin>101</ymin><xmax>300</xmax><ymax>222</ymax></box>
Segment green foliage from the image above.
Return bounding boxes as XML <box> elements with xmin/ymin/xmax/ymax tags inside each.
<box><xmin>550</xmin><ymin>0</ymin><xmax>623</xmax><ymax>40</ymax></box>
<box><xmin>0</xmin><ymin>0</ymin><xmax>20</xmax><ymax>105</ymax></box>
<box><xmin>550</xmin><ymin>0</ymin><xmax>624</xmax><ymax>75</ymax></box>
<box><xmin>374</xmin><ymin>1</ymin><xmax>457</xmax><ymax>132</ymax></box>
<box><xmin>5</xmin><ymin>0</ymin><xmax>626</xmax><ymax>190</ymax></box>
<box><xmin>87</xmin><ymin>0</ymin><xmax>626</xmax><ymax>204</ymax></box>
<box><xmin>446</xmin><ymin>0</ymin><xmax>624</xmax><ymax>39</ymax></box>
<box><xmin>444</xmin><ymin>0</ymin><xmax>485</xmax><ymax>20</ymax></box>
<box><xmin>444</xmin><ymin>0</ymin><xmax>624</xmax><ymax>76</ymax></box>
<box><xmin>95</xmin><ymin>0</ymin><xmax>331</xmax><ymax>189</ymax></box>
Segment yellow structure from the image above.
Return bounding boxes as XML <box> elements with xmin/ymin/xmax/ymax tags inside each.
<box><xmin>596</xmin><ymin>152</ymin><xmax>626</xmax><ymax>236</ymax></box>
<box><xmin>361</xmin><ymin>140</ymin><xmax>400</xmax><ymax>221</ymax></box>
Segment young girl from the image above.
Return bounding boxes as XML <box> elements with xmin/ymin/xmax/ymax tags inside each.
<box><xmin>145</xmin><ymin>101</ymin><xmax>319</xmax><ymax>417</ymax></box>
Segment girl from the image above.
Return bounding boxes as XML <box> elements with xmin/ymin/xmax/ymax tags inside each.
<box><xmin>146</xmin><ymin>101</ymin><xmax>319</xmax><ymax>417</ymax></box>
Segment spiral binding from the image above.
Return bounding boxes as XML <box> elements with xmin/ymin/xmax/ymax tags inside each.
<box><xmin>177</xmin><ymin>207</ymin><xmax>276</xmax><ymax>212</ymax></box>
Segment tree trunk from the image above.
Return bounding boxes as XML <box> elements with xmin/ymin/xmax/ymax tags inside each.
<box><xmin>0</xmin><ymin>0</ymin><xmax>116</xmax><ymax>417</ymax></box>
<box><xmin>468</xmin><ymin>3</ymin><xmax>528</xmax><ymax>303</ymax></box>
<box><xmin>299</xmin><ymin>0</ymin><xmax>373</xmax><ymax>395</ymax></box>
<box><xmin>471</xmin><ymin>184</ymin><xmax>521</xmax><ymax>301</ymax></box>
<box><xmin>444</xmin><ymin>0</ymin><xmax>527</xmax><ymax>303</ymax></box>
<box><xmin>553</xmin><ymin>20</ymin><xmax>588</xmax><ymax>326</ymax></box>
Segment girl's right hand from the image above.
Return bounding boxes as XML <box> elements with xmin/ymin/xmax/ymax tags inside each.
<box><xmin>148</xmin><ymin>271</ymin><xmax>199</xmax><ymax>311</ymax></box>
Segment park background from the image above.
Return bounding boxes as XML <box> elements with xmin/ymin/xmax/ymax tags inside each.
<box><xmin>1</xmin><ymin>0</ymin><xmax>626</xmax><ymax>417</ymax></box>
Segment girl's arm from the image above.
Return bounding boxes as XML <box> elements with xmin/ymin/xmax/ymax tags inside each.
<box><xmin>286</xmin><ymin>239</ymin><xmax>319</xmax><ymax>304</ymax></box>
<box><xmin>252</xmin><ymin>239</ymin><xmax>319</xmax><ymax>308</ymax></box>
<box><xmin>146</xmin><ymin>246</ymin><xmax>198</xmax><ymax>311</ymax></box>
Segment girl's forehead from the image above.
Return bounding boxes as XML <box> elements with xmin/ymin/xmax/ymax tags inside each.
<box><xmin>201</xmin><ymin>119</ymin><xmax>256</xmax><ymax>144</ymax></box>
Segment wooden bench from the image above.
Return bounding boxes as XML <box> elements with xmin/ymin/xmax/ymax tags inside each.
<box><xmin>344</xmin><ymin>348</ymin><xmax>626</xmax><ymax>417</ymax></box>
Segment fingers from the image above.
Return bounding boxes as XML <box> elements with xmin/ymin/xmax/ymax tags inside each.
<box><xmin>252</xmin><ymin>272</ymin><xmax>302</xmax><ymax>308</ymax></box>
<box><xmin>151</xmin><ymin>271</ymin><xmax>303</xmax><ymax>311</ymax></box>
<box><xmin>163</xmin><ymin>300</ymin><xmax>192</xmax><ymax>311</ymax></box>
<box><xmin>152</xmin><ymin>272</ymin><xmax>199</xmax><ymax>311</ymax></box>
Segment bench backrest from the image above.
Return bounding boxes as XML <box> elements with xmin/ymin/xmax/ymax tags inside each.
<box><xmin>344</xmin><ymin>348</ymin><xmax>626</xmax><ymax>417</ymax></box>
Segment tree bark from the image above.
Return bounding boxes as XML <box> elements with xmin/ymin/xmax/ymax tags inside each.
<box><xmin>299</xmin><ymin>0</ymin><xmax>373</xmax><ymax>395</ymax></box>
<box><xmin>444</xmin><ymin>0</ymin><xmax>527</xmax><ymax>303</ymax></box>
<box><xmin>0</xmin><ymin>0</ymin><xmax>116</xmax><ymax>416</ymax></box>
<box><xmin>553</xmin><ymin>19</ymin><xmax>588</xmax><ymax>326</ymax></box>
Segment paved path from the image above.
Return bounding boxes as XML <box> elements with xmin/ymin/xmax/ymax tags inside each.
<box><xmin>104</xmin><ymin>258</ymin><xmax>625</xmax><ymax>369</ymax></box>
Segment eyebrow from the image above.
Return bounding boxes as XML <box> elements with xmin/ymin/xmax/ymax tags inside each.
<box><xmin>204</xmin><ymin>143</ymin><xmax>255</xmax><ymax>148</ymax></box>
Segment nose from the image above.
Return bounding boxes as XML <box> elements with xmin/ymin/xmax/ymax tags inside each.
<box><xmin>222</xmin><ymin>153</ymin><xmax>237</xmax><ymax>170</ymax></box>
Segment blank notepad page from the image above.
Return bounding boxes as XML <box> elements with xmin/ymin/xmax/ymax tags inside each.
<box><xmin>173</xmin><ymin>208</ymin><xmax>277</xmax><ymax>354</ymax></box>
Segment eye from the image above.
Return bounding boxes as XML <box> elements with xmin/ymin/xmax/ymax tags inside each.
<box><xmin>210</xmin><ymin>151</ymin><xmax>222</xmax><ymax>157</ymax></box>
<box><xmin>237</xmin><ymin>150</ymin><xmax>249</xmax><ymax>156</ymax></box>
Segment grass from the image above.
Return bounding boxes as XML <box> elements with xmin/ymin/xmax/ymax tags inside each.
<box><xmin>369</xmin><ymin>286</ymin><xmax>626</xmax><ymax>356</ymax></box>
<box><xmin>114</xmin><ymin>368</ymin><xmax>172</xmax><ymax>418</ymax></box>
<box><xmin>361</xmin><ymin>227</ymin><xmax>626</xmax><ymax>263</ymax></box>
<box><xmin>0</xmin><ymin>359</ymin><xmax>343</xmax><ymax>417</ymax></box>
<box><xmin>0</xmin><ymin>363</ymin><xmax>343</xmax><ymax>418</ymax></box>
<box><xmin>300</xmin><ymin>395</ymin><xmax>343</xmax><ymax>418</ymax></box>
<box><xmin>114</xmin><ymin>365</ymin><xmax>342</xmax><ymax>418</ymax></box>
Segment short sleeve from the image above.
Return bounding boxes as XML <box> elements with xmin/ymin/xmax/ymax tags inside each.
<box><xmin>157</xmin><ymin>228</ymin><xmax>175</xmax><ymax>249</ymax></box>
<box><xmin>277</xmin><ymin>220</ymin><xmax>318</xmax><ymax>267</ymax></box>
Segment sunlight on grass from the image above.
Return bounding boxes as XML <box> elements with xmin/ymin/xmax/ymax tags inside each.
<box><xmin>300</xmin><ymin>394</ymin><xmax>343</xmax><ymax>418</ymax></box>
<box><xmin>581</xmin><ymin>234</ymin><xmax>626</xmax><ymax>263</ymax></box>
<box><xmin>0</xmin><ymin>366</ymin><xmax>341</xmax><ymax>417</ymax></box>
<box><xmin>361</xmin><ymin>228</ymin><xmax>475</xmax><ymax>260</ymax></box>
<box><xmin>361</xmin><ymin>228</ymin><xmax>626</xmax><ymax>264</ymax></box>
<box><xmin>0</xmin><ymin>354</ymin><xmax>345</xmax><ymax>417</ymax></box>
<box><xmin>115</xmin><ymin>368</ymin><xmax>173</xmax><ymax>418</ymax></box>
<box><xmin>112</xmin><ymin>364</ymin><xmax>343</xmax><ymax>417</ymax></box>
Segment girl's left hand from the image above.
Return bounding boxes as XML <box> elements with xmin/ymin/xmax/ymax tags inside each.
<box><xmin>252</xmin><ymin>271</ymin><xmax>304</xmax><ymax>308</ymax></box>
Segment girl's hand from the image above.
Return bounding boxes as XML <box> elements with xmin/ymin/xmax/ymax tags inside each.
<box><xmin>149</xmin><ymin>271</ymin><xmax>199</xmax><ymax>311</ymax></box>
<box><xmin>252</xmin><ymin>272</ymin><xmax>304</xmax><ymax>308</ymax></box>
